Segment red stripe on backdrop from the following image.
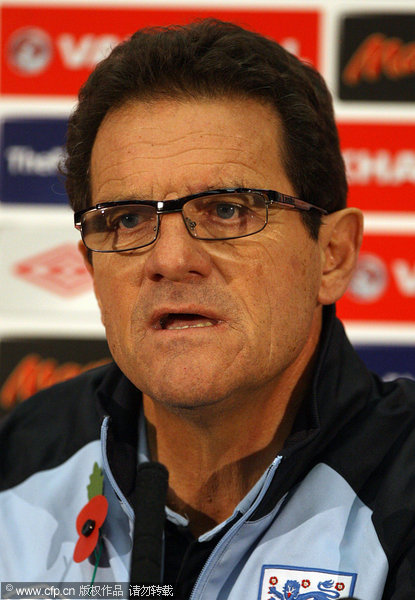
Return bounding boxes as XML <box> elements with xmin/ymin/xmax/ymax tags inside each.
<box><xmin>1</xmin><ymin>6</ymin><xmax>319</xmax><ymax>96</ymax></box>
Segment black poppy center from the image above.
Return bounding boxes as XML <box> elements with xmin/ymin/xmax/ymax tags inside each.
<box><xmin>81</xmin><ymin>519</ymin><xmax>96</xmax><ymax>537</ymax></box>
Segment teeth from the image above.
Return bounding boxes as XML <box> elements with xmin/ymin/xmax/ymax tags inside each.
<box><xmin>166</xmin><ymin>321</ymin><xmax>215</xmax><ymax>331</ymax></box>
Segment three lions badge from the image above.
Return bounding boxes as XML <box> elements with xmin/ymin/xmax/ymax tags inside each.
<box><xmin>258</xmin><ymin>565</ymin><xmax>357</xmax><ymax>599</ymax></box>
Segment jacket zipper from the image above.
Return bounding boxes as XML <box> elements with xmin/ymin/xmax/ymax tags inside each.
<box><xmin>102</xmin><ymin>415</ymin><xmax>284</xmax><ymax>596</ymax></box>
<box><xmin>189</xmin><ymin>455</ymin><xmax>283</xmax><ymax>600</ymax></box>
<box><xmin>101</xmin><ymin>416</ymin><xmax>135</xmax><ymax>521</ymax></box>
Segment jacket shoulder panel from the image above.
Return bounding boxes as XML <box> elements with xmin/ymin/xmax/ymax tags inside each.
<box><xmin>0</xmin><ymin>363</ymin><xmax>114</xmax><ymax>490</ymax></box>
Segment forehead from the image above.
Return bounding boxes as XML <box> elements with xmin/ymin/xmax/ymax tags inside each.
<box><xmin>90</xmin><ymin>96</ymin><xmax>291</xmax><ymax>202</ymax></box>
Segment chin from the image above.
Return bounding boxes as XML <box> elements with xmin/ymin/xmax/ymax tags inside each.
<box><xmin>141</xmin><ymin>377</ymin><xmax>234</xmax><ymax>414</ymax></box>
<box><xmin>156</xmin><ymin>397</ymin><xmax>224</xmax><ymax>414</ymax></box>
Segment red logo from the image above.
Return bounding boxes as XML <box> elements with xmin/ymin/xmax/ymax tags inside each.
<box><xmin>0</xmin><ymin>354</ymin><xmax>110</xmax><ymax>411</ymax></box>
<box><xmin>1</xmin><ymin>6</ymin><xmax>319</xmax><ymax>96</ymax></box>
<box><xmin>347</xmin><ymin>253</ymin><xmax>389</xmax><ymax>303</ymax></box>
<box><xmin>343</xmin><ymin>33</ymin><xmax>415</xmax><ymax>85</ymax></box>
<box><xmin>7</xmin><ymin>26</ymin><xmax>53</xmax><ymax>76</ymax></box>
<box><xmin>14</xmin><ymin>243</ymin><xmax>92</xmax><ymax>297</ymax></box>
<box><xmin>337</xmin><ymin>233</ymin><xmax>415</xmax><ymax>323</ymax></box>
<box><xmin>338</xmin><ymin>122</ymin><xmax>415</xmax><ymax>212</ymax></box>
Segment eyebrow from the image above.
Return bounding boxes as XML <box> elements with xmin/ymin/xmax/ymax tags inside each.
<box><xmin>92</xmin><ymin>184</ymin><xmax>249</xmax><ymax>205</ymax></box>
<box><xmin>93</xmin><ymin>193</ymin><xmax>150</xmax><ymax>205</ymax></box>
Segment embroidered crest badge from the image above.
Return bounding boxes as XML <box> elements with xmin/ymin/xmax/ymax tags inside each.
<box><xmin>258</xmin><ymin>565</ymin><xmax>357</xmax><ymax>599</ymax></box>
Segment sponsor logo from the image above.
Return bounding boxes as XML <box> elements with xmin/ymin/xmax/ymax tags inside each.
<box><xmin>350</xmin><ymin>254</ymin><xmax>415</xmax><ymax>299</ymax></box>
<box><xmin>347</xmin><ymin>253</ymin><xmax>389</xmax><ymax>303</ymax></box>
<box><xmin>1</xmin><ymin>7</ymin><xmax>319</xmax><ymax>95</ymax></box>
<box><xmin>5</xmin><ymin>145</ymin><xmax>63</xmax><ymax>176</ymax></box>
<box><xmin>8</xmin><ymin>30</ymin><xmax>305</xmax><ymax>73</ymax></box>
<box><xmin>338</xmin><ymin>14</ymin><xmax>415</xmax><ymax>101</ymax></box>
<box><xmin>57</xmin><ymin>33</ymin><xmax>122</xmax><ymax>69</ymax></box>
<box><xmin>343</xmin><ymin>33</ymin><xmax>415</xmax><ymax>86</ymax></box>
<box><xmin>13</xmin><ymin>243</ymin><xmax>92</xmax><ymax>297</ymax></box>
<box><xmin>338</xmin><ymin>123</ymin><xmax>415</xmax><ymax>212</ymax></box>
<box><xmin>7</xmin><ymin>26</ymin><xmax>53</xmax><ymax>76</ymax></box>
<box><xmin>0</xmin><ymin>354</ymin><xmax>110</xmax><ymax>412</ymax></box>
<box><xmin>337</xmin><ymin>234</ymin><xmax>415</xmax><ymax>323</ymax></box>
<box><xmin>0</xmin><ymin>118</ymin><xmax>68</xmax><ymax>204</ymax></box>
<box><xmin>258</xmin><ymin>565</ymin><xmax>356</xmax><ymax>599</ymax></box>
<box><xmin>7</xmin><ymin>27</ymin><xmax>123</xmax><ymax>74</ymax></box>
<box><xmin>343</xmin><ymin>148</ymin><xmax>415</xmax><ymax>187</ymax></box>
<box><xmin>0</xmin><ymin>337</ymin><xmax>110</xmax><ymax>415</ymax></box>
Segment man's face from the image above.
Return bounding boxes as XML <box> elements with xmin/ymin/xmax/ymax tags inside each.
<box><xmin>87</xmin><ymin>97</ymin><xmax>324</xmax><ymax>410</ymax></box>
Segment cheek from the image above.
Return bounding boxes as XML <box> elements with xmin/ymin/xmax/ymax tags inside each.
<box><xmin>242</xmin><ymin>238</ymin><xmax>321</xmax><ymax>342</ymax></box>
<box><xmin>92</xmin><ymin>260</ymin><xmax>137</xmax><ymax>330</ymax></box>
<box><xmin>216</xmin><ymin>240</ymin><xmax>294</xmax><ymax>337</ymax></box>
<box><xmin>94</xmin><ymin>279</ymin><xmax>143</xmax><ymax>367</ymax></box>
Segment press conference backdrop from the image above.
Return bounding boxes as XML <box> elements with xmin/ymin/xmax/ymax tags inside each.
<box><xmin>0</xmin><ymin>0</ymin><xmax>414</xmax><ymax>417</ymax></box>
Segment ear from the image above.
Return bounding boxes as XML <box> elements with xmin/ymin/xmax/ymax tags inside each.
<box><xmin>318</xmin><ymin>208</ymin><xmax>364</xmax><ymax>305</ymax></box>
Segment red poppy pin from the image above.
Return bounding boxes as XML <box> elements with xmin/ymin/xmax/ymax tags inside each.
<box><xmin>73</xmin><ymin>462</ymin><xmax>108</xmax><ymax>563</ymax></box>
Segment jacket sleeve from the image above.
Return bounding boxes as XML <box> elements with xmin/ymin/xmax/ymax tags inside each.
<box><xmin>382</xmin><ymin>527</ymin><xmax>415</xmax><ymax>598</ymax></box>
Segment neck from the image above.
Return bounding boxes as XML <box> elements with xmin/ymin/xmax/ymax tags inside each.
<box><xmin>142</xmin><ymin>312</ymin><xmax>322</xmax><ymax>537</ymax></box>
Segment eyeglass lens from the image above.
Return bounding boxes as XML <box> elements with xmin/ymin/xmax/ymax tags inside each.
<box><xmin>80</xmin><ymin>192</ymin><xmax>268</xmax><ymax>252</ymax></box>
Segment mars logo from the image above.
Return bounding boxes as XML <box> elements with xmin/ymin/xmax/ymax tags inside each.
<box><xmin>14</xmin><ymin>243</ymin><xmax>92</xmax><ymax>297</ymax></box>
<box><xmin>343</xmin><ymin>33</ymin><xmax>415</xmax><ymax>86</ymax></box>
<box><xmin>338</xmin><ymin>14</ymin><xmax>415</xmax><ymax>101</ymax></box>
<box><xmin>7</xmin><ymin>27</ymin><xmax>53</xmax><ymax>76</ymax></box>
<box><xmin>258</xmin><ymin>565</ymin><xmax>356</xmax><ymax>599</ymax></box>
<box><xmin>347</xmin><ymin>253</ymin><xmax>388</xmax><ymax>303</ymax></box>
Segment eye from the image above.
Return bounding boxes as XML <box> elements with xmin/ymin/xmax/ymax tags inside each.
<box><xmin>215</xmin><ymin>203</ymin><xmax>241</xmax><ymax>220</ymax></box>
<box><xmin>118</xmin><ymin>213</ymin><xmax>140</xmax><ymax>229</ymax></box>
<box><xmin>107</xmin><ymin>210</ymin><xmax>143</xmax><ymax>231</ymax></box>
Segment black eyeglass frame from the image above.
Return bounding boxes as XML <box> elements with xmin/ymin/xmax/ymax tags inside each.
<box><xmin>74</xmin><ymin>188</ymin><xmax>328</xmax><ymax>253</ymax></box>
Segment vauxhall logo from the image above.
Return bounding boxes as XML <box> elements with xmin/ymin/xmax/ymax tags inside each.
<box><xmin>7</xmin><ymin>27</ymin><xmax>53</xmax><ymax>75</ymax></box>
<box><xmin>342</xmin><ymin>148</ymin><xmax>415</xmax><ymax>186</ymax></box>
<box><xmin>2</xmin><ymin>8</ymin><xmax>318</xmax><ymax>96</ymax></box>
<box><xmin>7</xmin><ymin>27</ymin><xmax>306</xmax><ymax>76</ymax></box>
<box><xmin>7</xmin><ymin>26</ymin><xmax>122</xmax><ymax>75</ymax></box>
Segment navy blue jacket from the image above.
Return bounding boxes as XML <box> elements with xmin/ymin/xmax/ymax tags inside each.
<box><xmin>1</xmin><ymin>307</ymin><xmax>415</xmax><ymax>599</ymax></box>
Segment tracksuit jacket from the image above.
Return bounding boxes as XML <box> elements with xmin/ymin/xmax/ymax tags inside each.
<box><xmin>1</xmin><ymin>306</ymin><xmax>415</xmax><ymax>599</ymax></box>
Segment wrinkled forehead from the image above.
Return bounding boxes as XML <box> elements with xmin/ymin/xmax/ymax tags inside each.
<box><xmin>89</xmin><ymin>97</ymin><xmax>292</xmax><ymax>203</ymax></box>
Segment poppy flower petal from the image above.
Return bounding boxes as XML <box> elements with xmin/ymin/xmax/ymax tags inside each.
<box><xmin>76</xmin><ymin>495</ymin><xmax>108</xmax><ymax>535</ymax></box>
<box><xmin>73</xmin><ymin>528</ymin><xmax>99</xmax><ymax>563</ymax></box>
<box><xmin>74</xmin><ymin>495</ymin><xmax>108</xmax><ymax>563</ymax></box>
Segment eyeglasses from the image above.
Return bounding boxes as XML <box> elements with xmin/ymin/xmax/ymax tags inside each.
<box><xmin>74</xmin><ymin>188</ymin><xmax>327</xmax><ymax>253</ymax></box>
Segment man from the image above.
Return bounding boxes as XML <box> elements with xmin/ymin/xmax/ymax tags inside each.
<box><xmin>1</xmin><ymin>19</ymin><xmax>414</xmax><ymax>600</ymax></box>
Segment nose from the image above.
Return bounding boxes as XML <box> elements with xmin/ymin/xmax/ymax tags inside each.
<box><xmin>143</xmin><ymin>212</ymin><xmax>213</xmax><ymax>282</ymax></box>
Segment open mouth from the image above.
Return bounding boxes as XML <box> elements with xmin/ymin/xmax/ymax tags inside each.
<box><xmin>159</xmin><ymin>313</ymin><xmax>219</xmax><ymax>331</ymax></box>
